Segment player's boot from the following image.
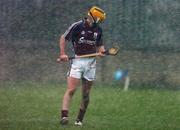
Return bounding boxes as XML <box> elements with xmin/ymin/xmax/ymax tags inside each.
<box><xmin>74</xmin><ymin>120</ymin><xmax>83</xmax><ymax>126</ymax></box>
<box><xmin>60</xmin><ymin>117</ymin><xmax>68</xmax><ymax>125</ymax></box>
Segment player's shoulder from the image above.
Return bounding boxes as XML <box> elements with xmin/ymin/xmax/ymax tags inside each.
<box><xmin>69</xmin><ymin>20</ymin><xmax>83</xmax><ymax>29</ymax></box>
<box><xmin>94</xmin><ymin>25</ymin><xmax>103</xmax><ymax>34</ymax></box>
<box><xmin>97</xmin><ymin>26</ymin><xmax>102</xmax><ymax>31</ymax></box>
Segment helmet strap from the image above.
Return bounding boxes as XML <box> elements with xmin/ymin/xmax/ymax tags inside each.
<box><xmin>89</xmin><ymin>11</ymin><xmax>96</xmax><ymax>23</ymax></box>
<box><xmin>96</xmin><ymin>18</ymin><xmax>100</xmax><ymax>23</ymax></box>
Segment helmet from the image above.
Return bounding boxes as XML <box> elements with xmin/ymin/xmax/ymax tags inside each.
<box><xmin>88</xmin><ymin>6</ymin><xmax>106</xmax><ymax>23</ymax></box>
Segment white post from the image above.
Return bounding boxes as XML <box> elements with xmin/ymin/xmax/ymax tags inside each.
<box><xmin>124</xmin><ymin>75</ymin><xmax>130</xmax><ymax>91</ymax></box>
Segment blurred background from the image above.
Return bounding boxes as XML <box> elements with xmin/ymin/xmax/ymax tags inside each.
<box><xmin>0</xmin><ymin>0</ymin><xmax>180</xmax><ymax>89</ymax></box>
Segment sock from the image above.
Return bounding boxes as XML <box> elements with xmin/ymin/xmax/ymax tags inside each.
<box><xmin>76</xmin><ymin>109</ymin><xmax>86</xmax><ymax>122</ymax></box>
<box><xmin>61</xmin><ymin>110</ymin><xmax>68</xmax><ymax>118</ymax></box>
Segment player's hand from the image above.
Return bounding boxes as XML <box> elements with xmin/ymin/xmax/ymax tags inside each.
<box><xmin>57</xmin><ymin>54</ymin><xmax>69</xmax><ymax>62</ymax></box>
<box><xmin>97</xmin><ymin>52</ymin><xmax>105</xmax><ymax>57</ymax></box>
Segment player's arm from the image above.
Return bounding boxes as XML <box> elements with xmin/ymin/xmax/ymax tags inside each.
<box><xmin>59</xmin><ymin>35</ymin><xmax>68</xmax><ymax>61</ymax></box>
<box><xmin>96</xmin><ymin>30</ymin><xmax>105</xmax><ymax>57</ymax></box>
<box><xmin>59</xmin><ymin>21</ymin><xmax>81</xmax><ymax>61</ymax></box>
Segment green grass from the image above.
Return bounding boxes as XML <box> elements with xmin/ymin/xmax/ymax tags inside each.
<box><xmin>0</xmin><ymin>82</ymin><xmax>180</xmax><ymax>130</ymax></box>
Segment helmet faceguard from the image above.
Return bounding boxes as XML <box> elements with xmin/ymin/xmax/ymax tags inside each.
<box><xmin>88</xmin><ymin>6</ymin><xmax>106</xmax><ymax>24</ymax></box>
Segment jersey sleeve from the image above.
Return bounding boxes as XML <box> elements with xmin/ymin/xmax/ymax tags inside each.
<box><xmin>63</xmin><ymin>21</ymin><xmax>81</xmax><ymax>41</ymax></box>
<box><xmin>96</xmin><ymin>29</ymin><xmax>103</xmax><ymax>46</ymax></box>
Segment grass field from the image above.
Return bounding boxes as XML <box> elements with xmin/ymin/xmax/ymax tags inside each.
<box><xmin>0</xmin><ymin>82</ymin><xmax>180</xmax><ymax>130</ymax></box>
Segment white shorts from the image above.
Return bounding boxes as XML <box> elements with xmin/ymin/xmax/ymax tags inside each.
<box><xmin>67</xmin><ymin>58</ymin><xmax>96</xmax><ymax>81</ymax></box>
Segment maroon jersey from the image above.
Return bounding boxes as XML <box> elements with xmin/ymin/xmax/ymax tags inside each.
<box><xmin>63</xmin><ymin>18</ymin><xmax>103</xmax><ymax>55</ymax></box>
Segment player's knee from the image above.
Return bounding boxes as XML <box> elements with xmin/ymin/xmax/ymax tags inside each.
<box><xmin>68</xmin><ymin>89</ymin><xmax>76</xmax><ymax>97</ymax></box>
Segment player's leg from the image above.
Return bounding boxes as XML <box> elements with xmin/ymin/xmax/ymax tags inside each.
<box><xmin>74</xmin><ymin>58</ymin><xmax>96</xmax><ymax>126</ymax></box>
<box><xmin>75</xmin><ymin>78</ymin><xmax>93</xmax><ymax>126</ymax></box>
<box><xmin>60</xmin><ymin>58</ymin><xmax>83</xmax><ymax>125</ymax></box>
<box><xmin>60</xmin><ymin>76</ymin><xmax>80</xmax><ymax>125</ymax></box>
